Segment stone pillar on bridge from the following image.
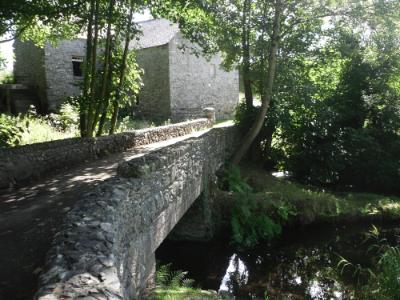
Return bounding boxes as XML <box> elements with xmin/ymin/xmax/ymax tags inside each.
<box><xmin>203</xmin><ymin>107</ymin><xmax>216</xmax><ymax>124</ymax></box>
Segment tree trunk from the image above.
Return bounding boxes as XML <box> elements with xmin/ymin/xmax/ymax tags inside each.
<box><xmin>92</xmin><ymin>0</ymin><xmax>115</xmax><ymax>133</ymax></box>
<box><xmin>231</xmin><ymin>0</ymin><xmax>282</xmax><ymax>165</ymax></box>
<box><xmin>86</xmin><ymin>0</ymin><xmax>100</xmax><ymax>137</ymax></box>
<box><xmin>80</xmin><ymin>0</ymin><xmax>95</xmax><ymax>137</ymax></box>
<box><xmin>96</xmin><ymin>44</ymin><xmax>114</xmax><ymax>137</ymax></box>
<box><xmin>242</xmin><ymin>0</ymin><xmax>253</xmax><ymax>109</ymax></box>
<box><xmin>109</xmin><ymin>4</ymin><xmax>134</xmax><ymax>135</ymax></box>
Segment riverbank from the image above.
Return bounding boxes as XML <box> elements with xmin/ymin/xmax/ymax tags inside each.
<box><xmin>152</xmin><ymin>164</ymin><xmax>400</xmax><ymax>299</ymax></box>
<box><xmin>228</xmin><ymin>164</ymin><xmax>400</xmax><ymax>226</ymax></box>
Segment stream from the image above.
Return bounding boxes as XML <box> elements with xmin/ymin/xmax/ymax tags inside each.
<box><xmin>156</xmin><ymin>222</ymin><xmax>400</xmax><ymax>299</ymax></box>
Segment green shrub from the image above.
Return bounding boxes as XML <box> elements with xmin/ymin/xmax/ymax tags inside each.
<box><xmin>49</xmin><ymin>103</ymin><xmax>79</xmax><ymax>132</ymax></box>
<box><xmin>234</xmin><ymin>101</ymin><xmax>259</xmax><ymax>132</ymax></box>
<box><xmin>0</xmin><ymin>114</ymin><xmax>28</xmax><ymax>148</ymax></box>
<box><xmin>0</xmin><ymin>106</ymin><xmax>80</xmax><ymax>148</ymax></box>
<box><xmin>224</xmin><ymin>167</ymin><xmax>286</xmax><ymax>247</ymax></box>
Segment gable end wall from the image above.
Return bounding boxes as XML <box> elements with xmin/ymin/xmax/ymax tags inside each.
<box><xmin>136</xmin><ymin>44</ymin><xmax>171</xmax><ymax>121</ymax></box>
<box><xmin>168</xmin><ymin>33</ymin><xmax>239</xmax><ymax>121</ymax></box>
<box><xmin>44</xmin><ymin>40</ymin><xmax>86</xmax><ymax>111</ymax></box>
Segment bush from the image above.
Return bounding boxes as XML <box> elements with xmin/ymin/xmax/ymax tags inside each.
<box><xmin>49</xmin><ymin>103</ymin><xmax>79</xmax><ymax>132</ymax></box>
<box><xmin>271</xmin><ymin>53</ymin><xmax>400</xmax><ymax>195</ymax></box>
<box><xmin>0</xmin><ymin>105</ymin><xmax>80</xmax><ymax>148</ymax></box>
<box><xmin>223</xmin><ymin>167</ymin><xmax>295</xmax><ymax>247</ymax></box>
<box><xmin>0</xmin><ymin>114</ymin><xmax>28</xmax><ymax>148</ymax></box>
<box><xmin>234</xmin><ymin>101</ymin><xmax>259</xmax><ymax>132</ymax></box>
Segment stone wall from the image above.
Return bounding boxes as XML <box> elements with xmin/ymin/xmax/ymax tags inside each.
<box><xmin>44</xmin><ymin>39</ymin><xmax>86</xmax><ymax>111</ymax></box>
<box><xmin>35</xmin><ymin>124</ymin><xmax>238</xmax><ymax>300</ymax></box>
<box><xmin>0</xmin><ymin>119</ymin><xmax>211</xmax><ymax>189</ymax></box>
<box><xmin>136</xmin><ymin>45</ymin><xmax>171</xmax><ymax>121</ymax></box>
<box><xmin>169</xmin><ymin>33</ymin><xmax>239</xmax><ymax>122</ymax></box>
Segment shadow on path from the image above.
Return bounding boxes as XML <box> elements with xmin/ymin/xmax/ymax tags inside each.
<box><xmin>0</xmin><ymin>129</ymin><xmax>209</xmax><ymax>299</ymax></box>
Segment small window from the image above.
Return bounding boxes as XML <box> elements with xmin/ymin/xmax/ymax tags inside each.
<box><xmin>72</xmin><ymin>56</ymin><xmax>83</xmax><ymax>77</ymax></box>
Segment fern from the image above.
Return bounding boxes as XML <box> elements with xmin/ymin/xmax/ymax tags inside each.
<box><xmin>226</xmin><ymin>167</ymin><xmax>283</xmax><ymax>247</ymax></box>
<box><xmin>155</xmin><ymin>263</ymin><xmax>194</xmax><ymax>289</ymax></box>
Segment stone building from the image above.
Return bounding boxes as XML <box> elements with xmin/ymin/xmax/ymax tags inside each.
<box><xmin>14</xmin><ymin>19</ymin><xmax>239</xmax><ymax>121</ymax></box>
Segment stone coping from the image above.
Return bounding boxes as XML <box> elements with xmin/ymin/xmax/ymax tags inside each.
<box><xmin>0</xmin><ymin>118</ymin><xmax>212</xmax><ymax>189</ymax></box>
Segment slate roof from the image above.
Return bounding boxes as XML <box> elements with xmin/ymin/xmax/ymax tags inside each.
<box><xmin>130</xmin><ymin>19</ymin><xmax>179</xmax><ymax>50</ymax></box>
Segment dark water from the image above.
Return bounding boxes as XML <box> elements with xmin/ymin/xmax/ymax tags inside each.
<box><xmin>156</xmin><ymin>222</ymin><xmax>400</xmax><ymax>299</ymax></box>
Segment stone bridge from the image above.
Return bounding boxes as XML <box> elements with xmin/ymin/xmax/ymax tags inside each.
<box><xmin>34</xmin><ymin>122</ymin><xmax>237</xmax><ymax>299</ymax></box>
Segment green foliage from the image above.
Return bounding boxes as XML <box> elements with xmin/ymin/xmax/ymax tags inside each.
<box><xmin>0</xmin><ymin>106</ymin><xmax>80</xmax><ymax>148</ymax></box>
<box><xmin>156</xmin><ymin>263</ymin><xmax>194</xmax><ymax>290</ymax></box>
<box><xmin>0</xmin><ymin>54</ymin><xmax>13</xmax><ymax>84</ymax></box>
<box><xmin>337</xmin><ymin>225</ymin><xmax>400</xmax><ymax>300</ymax></box>
<box><xmin>361</xmin><ymin>226</ymin><xmax>400</xmax><ymax>299</ymax></box>
<box><xmin>108</xmin><ymin>49</ymin><xmax>143</xmax><ymax>109</ymax></box>
<box><xmin>269</xmin><ymin>23</ymin><xmax>400</xmax><ymax>195</ymax></box>
<box><xmin>240</xmin><ymin>165</ymin><xmax>400</xmax><ymax>225</ymax></box>
<box><xmin>0</xmin><ymin>72</ymin><xmax>14</xmax><ymax>84</ymax></box>
<box><xmin>224</xmin><ymin>165</ymin><xmax>400</xmax><ymax>247</ymax></box>
<box><xmin>0</xmin><ymin>114</ymin><xmax>27</xmax><ymax>148</ymax></box>
<box><xmin>151</xmin><ymin>264</ymin><xmax>222</xmax><ymax>300</ymax></box>
<box><xmin>49</xmin><ymin>103</ymin><xmax>80</xmax><ymax>131</ymax></box>
<box><xmin>221</xmin><ymin>165</ymin><xmax>252</xmax><ymax>194</ymax></box>
<box><xmin>224</xmin><ymin>167</ymin><xmax>285</xmax><ymax>247</ymax></box>
<box><xmin>233</xmin><ymin>101</ymin><xmax>258</xmax><ymax>132</ymax></box>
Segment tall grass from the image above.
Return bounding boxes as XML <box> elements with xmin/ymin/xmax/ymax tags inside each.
<box><xmin>338</xmin><ymin>225</ymin><xmax>400</xmax><ymax>299</ymax></box>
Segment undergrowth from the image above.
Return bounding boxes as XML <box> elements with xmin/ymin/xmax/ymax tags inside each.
<box><xmin>338</xmin><ymin>225</ymin><xmax>400</xmax><ymax>299</ymax></box>
<box><xmin>150</xmin><ymin>263</ymin><xmax>221</xmax><ymax>300</ymax></box>
<box><xmin>0</xmin><ymin>105</ymin><xmax>79</xmax><ymax>147</ymax></box>
<box><xmin>223</xmin><ymin>166</ymin><xmax>296</xmax><ymax>247</ymax></box>
<box><xmin>0</xmin><ymin>104</ymin><xmax>168</xmax><ymax>148</ymax></box>
<box><xmin>222</xmin><ymin>165</ymin><xmax>400</xmax><ymax>247</ymax></box>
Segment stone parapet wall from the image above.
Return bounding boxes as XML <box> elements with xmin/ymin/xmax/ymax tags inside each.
<box><xmin>0</xmin><ymin>119</ymin><xmax>211</xmax><ymax>189</ymax></box>
<box><xmin>35</xmin><ymin>124</ymin><xmax>238</xmax><ymax>300</ymax></box>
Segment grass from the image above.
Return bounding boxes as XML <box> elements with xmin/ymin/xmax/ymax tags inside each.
<box><xmin>151</xmin><ymin>287</ymin><xmax>221</xmax><ymax>300</ymax></box>
<box><xmin>1</xmin><ymin>107</ymin><xmax>169</xmax><ymax>147</ymax></box>
<box><xmin>20</xmin><ymin>117</ymin><xmax>78</xmax><ymax>145</ymax></box>
<box><xmin>239</xmin><ymin>164</ymin><xmax>400</xmax><ymax>225</ymax></box>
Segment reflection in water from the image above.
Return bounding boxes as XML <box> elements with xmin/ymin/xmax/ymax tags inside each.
<box><xmin>156</xmin><ymin>223</ymin><xmax>399</xmax><ymax>299</ymax></box>
<box><xmin>219</xmin><ymin>254</ymin><xmax>249</xmax><ymax>294</ymax></box>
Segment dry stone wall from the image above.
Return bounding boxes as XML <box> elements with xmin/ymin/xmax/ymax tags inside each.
<box><xmin>0</xmin><ymin>119</ymin><xmax>211</xmax><ymax>189</ymax></box>
<box><xmin>35</xmin><ymin>124</ymin><xmax>238</xmax><ymax>300</ymax></box>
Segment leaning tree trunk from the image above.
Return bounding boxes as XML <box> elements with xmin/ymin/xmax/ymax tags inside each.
<box><xmin>231</xmin><ymin>0</ymin><xmax>282</xmax><ymax>165</ymax></box>
<box><xmin>242</xmin><ymin>0</ymin><xmax>253</xmax><ymax>109</ymax></box>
